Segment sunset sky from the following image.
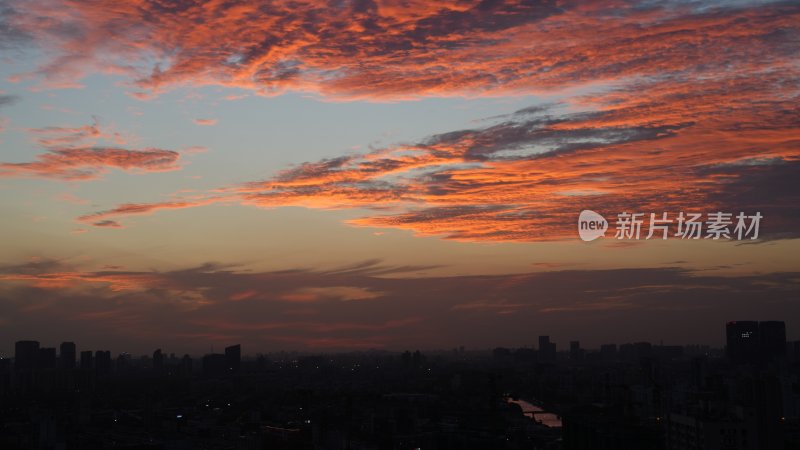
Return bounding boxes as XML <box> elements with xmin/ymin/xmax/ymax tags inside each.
<box><xmin>0</xmin><ymin>0</ymin><xmax>798</xmax><ymax>355</ymax></box>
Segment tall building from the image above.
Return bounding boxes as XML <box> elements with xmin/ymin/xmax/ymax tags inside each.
<box><xmin>80</xmin><ymin>350</ymin><xmax>93</xmax><ymax>370</ymax></box>
<box><xmin>600</xmin><ymin>344</ymin><xmax>617</xmax><ymax>361</ymax></box>
<box><xmin>538</xmin><ymin>336</ymin><xmax>556</xmax><ymax>363</ymax></box>
<box><xmin>14</xmin><ymin>340</ymin><xmax>40</xmax><ymax>371</ymax></box>
<box><xmin>180</xmin><ymin>354</ymin><xmax>193</xmax><ymax>377</ymax></box>
<box><xmin>759</xmin><ymin>321</ymin><xmax>786</xmax><ymax>361</ymax></box>
<box><xmin>38</xmin><ymin>347</ymin><xmax>57</xmax><ymax>369</ymax></box>
<box><xmin>95</xmin><ymin>350</ymin><xmax>112</xmax><ymax>374</ymax></box>
<box><xmin>726</xmin><ymin>321</ymin><xmax>759</xmax><ymax>364</ymax></box>
<box><xmin>60</xmin><ymin>342</ymin><xmax>76</xmax><ymax>369</ymax></box>
<box><xmin>225</xmin><ymin>344</ymin><xmax>241</xmax><ymax>374</ymax></box>
<box><xmin>153</xmin><ymin>348</ymin><xmax>164</xmax><ymax>371</ymax></box>
<box><xmin>726</xmin><ymin>321</ymin><xmax>786</xmax><ymax>365</ymax></box>
<box><xmin>570</xmin><ymin>340</ymin><xmax>583</xmax><ymax>361</ymax></box>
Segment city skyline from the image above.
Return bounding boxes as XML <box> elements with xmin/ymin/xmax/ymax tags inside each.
<box><xmin>2</xmin><ymin>318</ymin><xmax>790</xmax><ymax>359</ymax></box>
<box><xmin>1</xmin><ymin>0</ymin><xmax>799</xmax><ymax>354</ymax></box>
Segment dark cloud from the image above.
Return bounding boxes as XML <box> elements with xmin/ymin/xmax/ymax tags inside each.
<box><xmin>0</xmin><ymin>261</ymin><xmax>797</xmax><ymax>354</ymax></box>
<box><xmin>0</xmin><ymin>94</ymin><xmax>19</xmax><ymax>107</ymax></box>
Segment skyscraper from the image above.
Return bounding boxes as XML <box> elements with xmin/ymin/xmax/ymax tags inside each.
<box><xmin>38</xmin><ymin>347</ymin><xmax>57</xmax><ymax>369</ymax></box>
<box><xmin>60</xmin><ymin>342</ymin><xmax>76</xmax><ymax>369</ymax></box>
<box><xmin>153</xmin><ymin>348</ymin><xmax>164</xmax><ymax>371</ymax></box>
<box><xmin>95</xmin><ymin>350</ymin><xmax>111</xmax><ymax>374</ymax></box>
<box><xmin>570</xmin><ymin>340</ymin><xmax>583</xmax><ymax>361</ymax></box>
<box><xmin>14</xmin><ymin>340</ymin><xmax>40</xmax><ymax>371</ymax></box>
<box><xmin>225</xmin><ymin>344</ymin><xmax>241</xmax><ymax>374</ymax></box>
<box><xmin>759</xmin><ymin>321</ymin><xmax>786</xmax><ymax>362</ymax></box>
<box><xmin>80</xmin><ymin>350</ymin><xmax>93</xmax><ymax>370</ymax></box>
<box><xmin>538</xmin><ymin>336</ymin><xmax>556</xmax><ymax>363</ymax></box>
<box><xmin>726</xmin><ymin>321</ymin><xmax>759</xmax><ymax>364</ymax></box>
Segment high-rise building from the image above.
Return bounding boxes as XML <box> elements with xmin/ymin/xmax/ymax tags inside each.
<box><xmin>600</xmin><ymin>344</ymin><xmax>617</xmax><ymax>361</ymax></box>
<box><xmin>726</xmin><ymin>321</ymin><xmax>759</xmax><ymax>364</ymax></box>
<box><xmin>570</xmin><ymin>341</ymin><xmax>583</xmax><ymax>361</ymax></box>
<box><xmin>225</xmin><ymin>344</ymin><xmax>241</xmax><ymax>374</ymax></box>
<box><xmin>14</xmin><ymin>340</ymin><xmax>40</xmax><ymax>371</ymax></box>
<box><xmin>38</xmin><ymin>347</ymin><xmax>57</xmax><ymax>369</ymax></box>
<box><xmin>538</xmin><ymin>336</ymin><xmax>556</xmax><ymax>363</ymax></box>
<box><xmin>95</xmin><ymin>350</ymin><xmax>112</xmax><ymax>374</ymax></box>
<box><xmin>726</xmin><ymin>321</ymin><xmax>786</xmax><ymax>365</ymax></box>
<box><xmin>180</xmin><ymin>354</ymin><xmax>193</xmax><ymax>377</ymax></box>
<box><xmin>153</xmin><ymin>348</ymin><xmax>164</xmax><ymax>371</ymax></box>
<box><xmin>80</xmin><ymin>350</ymin><xmax>93</xmax><ymax>370</ymax></box>
<box><xmin>759</xmin><ymin>321</ymin><xmax>786</xmax><ymax>361</ymax></box>
<box><xmin>60</xmin><ymin>342</ymin><xmax>76</xmax><ymax>369</ymax></box>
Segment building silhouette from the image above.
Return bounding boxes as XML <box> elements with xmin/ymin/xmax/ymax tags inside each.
<box><xmin>202</xmin><ymin>353</ymin><xmax>227</xmax><ymax>377</ymax></box>
<box><xmin>539</xmin><ymin>335</ymin><xmax>556</xmax><ymax>362</ymax></box>
<box><xmin>60</xmin><ymin>341</ymin><xmax>76</xmax><ymax>369</ymax></box>
<box><xmin>95</xmin><ymin>350</ymin><xmax>111</xmax><ymax>374</ymax></box>
<box><xmin>38</xmin><ymin>347</ymin><xmax>56</xmax><ymax>370</ymax></box>
<box><xmin>726</xmin><ymin>321</ymin><xmax>786</xmax><ymax>365</ymax></box>
<box><xmin>225</xmin><ymin>344</ymin><xmax>241</xmax><ymax>374</ymax></box>
<box><xmin>14</xmin><ymin>340</ymin><xmax>39</xmax><ymax>371</ymax></box>
<box><xmin>759</xmin><ymin>320</ymin><xmax>786</xmax><ymax>361</ymax></box>
<box><xmin>153</xmin><ymin>348</ymin><xmax>164</xmax><ymax>372</ymax></box>
<box><xmin>726</xmin><ymin>321</ymin><xmax>760</xmax><ymax>364</ymax></box>
<box><xmin>80</xmin><ymin>350</ymin><xmax>93</xmax><ymax>370</ymax></box>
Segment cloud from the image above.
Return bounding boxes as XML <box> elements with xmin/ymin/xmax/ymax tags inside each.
<box><xmin>193</xmin><ymin>118</ymin><xmax>217</xmax><ymax>126</ymax></box>
<box><xmin>0</xmin><ymin>259</ymin><xmax>797</xmax><ymax>352</ymax></box>
<box><xmin>82</xmin><ymin>76</ymin><xmax>800</xmax><ymax>237</ymax></box>
<box><xmin>0</xmin><ymin>119</ymin><xmax>182</xmax><ymax>180</ymax></box>
<box><xmin>0</xmin><ymin>146</ymin><xmax>181</xmax><ymax>180</ymax></box>
<box><xmin>92</xmin><ymin>219</ymin><xmax>122</xmax><ymax>228</ymax></box>
<box><xmin>13</xmin><ymin>1</ymin><xmax>793</xmax><ymax>240</ymax></box>
<box><xmin>0</xmin><ymin>94</ymin><xmax>19</xmax><ymax>107</ymax></box>
<box><xmin>228</xmin><ymin>72</ymin><xmax>799</xmax><ymax>241</ymax></box>
<box><xmin>77</xmin><ymin>197</ymin><xmax>229</xmax><ymax>225</ymax></box>
<box><xmin>4</xmin><ymin>1</ymin><xmax>798</xmax><ymax>99</ymax></box>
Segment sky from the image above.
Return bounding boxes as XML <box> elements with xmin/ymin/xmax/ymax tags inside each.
<box><xmin>0</xmin><ymin>0</ymin><xmax>798</xmax><ymax>355</ymax></box>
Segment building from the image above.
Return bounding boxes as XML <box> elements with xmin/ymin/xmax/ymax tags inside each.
<box><xmin>38</xmin><ymin>347</ymin><xmax>57</xmax><ymax>369</ymax></box>
<box><xmin>60</xmin><ymin>342</ymin><xmax>76</xmax><ymax>369</ymax></box>
<box><xmin>667</xmin><ymin>410</ymin><xmax>758</xmax><ymax>450</ymax></box>
<box><xmin>153</xmin><ymin>348</ymin><xmax>164</xmax><ymax>372</ymax></box>
<box><xmin>95</xmin><ymin>350</ymin><xmax>111</xmax><ymax>374</ymax></box>
<box><xmin>759</xmin><ymin>321</ymin><xmax>786</xmax><ymax>362</ymax></box>
<box><xmin>726</xmin><ymin>321</ymin><xmax>760</xmax><ymax>364</ymax></box>
<box><xmin>14</xmin><ymin>340</ymin><xmax>40</xmax><ymax>371</ymax></box>
<box><xmin>202</xmin><ymin>353</ymin><xmax>227</xmax><ymax>377</ymax></box>
<box><xmin>80</xmin><ymin>350</ymin><xmax>93</xmax><ymax>369</ymax></box>
<box><xmin>726</xmin><ymin>321</ymin><xmax>786</xmax><ymax>365</ymax></box>
<box><xmin>225</xmin><ymin>344</ymin><xmax>241</xmax><ymax>374</ymax></box>
<box><xmin>570</xmin><ymin>341</ymin><xmax>584</xmax><ymax>361</ymax></box>
<box><xmin>539</xmin><ymin>336</ymin><xmax>556</xmax><ymax>363</ymax></box>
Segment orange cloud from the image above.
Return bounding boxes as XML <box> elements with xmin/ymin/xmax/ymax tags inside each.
<box><xmin>0</xmin><ymin>146</ymin><xmax>181</xmax><ymax>180</ymax></box>
<box><xmin>5</xmin><ymin>1</ymin><xmax>798</xmax><ymax>100</ymax></box>
<box><xmin>232</xmin><ymin>70</ymin><xmax>800</xmax><ymax>241</ymax></box>
<box><xmin>21</xmin><ymin>1</ymin><xmax>796</xmax><ymax>240</ymax></box>
<box><xmin>76</xmin><ymin>196</ymin><xmax>230</xmax><ymax>226</ymax></box>
<box><xmin>0</xmin><ymin>119</ymin><xmax>181</xmax><ymax>180</ymax></box>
